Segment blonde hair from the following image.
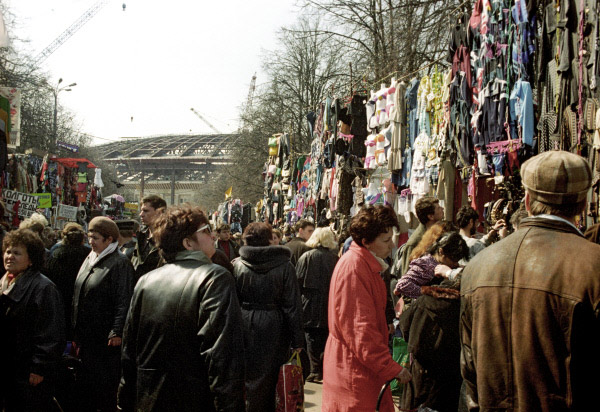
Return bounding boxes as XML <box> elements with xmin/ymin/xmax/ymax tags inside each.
<box><xmin>305</xmin><ymin>227</ymin><xmax>338</xmax><ymax>251</ymax></box>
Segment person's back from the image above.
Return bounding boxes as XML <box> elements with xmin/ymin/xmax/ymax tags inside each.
<box><xmin>461</xmin><ymin>151</ymin><xmax>600</xmax><ymax>411</ymax></box>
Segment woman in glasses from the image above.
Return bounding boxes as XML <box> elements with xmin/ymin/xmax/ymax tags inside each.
<box><xmin>232</xmin><ymin>222</ymin><xmax>304</xmax><ymax>412</ymax></box>
<box><xmin>72</xmin><ymin>217</ymin><xmax>134</xmax><ymax>411</ymax></box>
<box><xmin>118</xmin><ymin>206</ymin><xmax>245</xmax><ymax>411</ymax></box>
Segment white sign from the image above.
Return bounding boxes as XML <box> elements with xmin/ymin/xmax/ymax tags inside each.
<box><xmin>1</xmin><ymin>189</ymin><xmax>38</xmax><ymax>218</ymax></box>
<box><xmin>58</xmin><ymin>204</ymin><xmax>78</xmax><ymax>221</ymax></box>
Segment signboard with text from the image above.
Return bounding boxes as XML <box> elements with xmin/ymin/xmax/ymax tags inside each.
<box><xmin>1</xmin><ymin>189</ymin><xmax>39</xmax><ymax>218</ymax></box>
<box><xmin>57</xmin><ymin>204</ymin><xmax>78</xmax><ymax>221</ymax></box>
<box><xmin>33</xmin><ymin>193</ymin><xmax>52</xmax><ymax>208</ymax></box>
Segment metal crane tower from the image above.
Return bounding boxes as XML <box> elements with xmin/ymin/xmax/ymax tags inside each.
<box><xmin>34</xmin><ymin>0</ymin><xmax>123</xmax><ymax>65</ymax></box>
<box><xmin>190</xmin><ymin>108</ymin><xmax>222</xmax><ymax>134</ymax></box>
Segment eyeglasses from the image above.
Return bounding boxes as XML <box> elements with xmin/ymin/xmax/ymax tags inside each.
<box><xmin>195</xmin><ymin>224</ymin><xmax>212</xmax><ymax>235</ymax></box>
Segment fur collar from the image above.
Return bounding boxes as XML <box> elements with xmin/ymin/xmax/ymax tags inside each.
<box><xmin>421</xmin><ymin>285</ymin><xmax>461</xmax><ymax>300</ymax></box>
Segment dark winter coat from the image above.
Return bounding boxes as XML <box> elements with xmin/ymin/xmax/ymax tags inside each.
<box><xmin>118</xmin><ymin>250</ymin><xmax>245</xmax><ymax>412</ymax></box>
<box><xmin>232</xmin><ymin>245</ymin><xmax>304</xmax><ymax>412</ymax></box>
<box><xmin>0</xmin><ymin>269</ymin><xmax>65</xmax><ymax>409</ymax></box>
<box><xmin>45</xmin><ymin>243</ymin><xmax>89</xmax><ymax>338</ymax></box>
<box><xmin>399</xmin><ymin>284</ymin><xmax>462</xmax><ymax>412</ymax></box>
<box><xmin>131</xmin><ymin>226</ymin><xmax>161</xmax><ymax>283</ymax></box>
<box><xmin>296</xmin><ymin>246</ymin><xmax>338</xmax><ymax>329</ymax></box>
<box><xmin>284</xmin><ymin>236</ymin><xmax>311</xmax><ymax>266</ymax></box>
<box><xmin>72</xmin><ymin>247</ymin><xmax>134</xmax><ymax>347</ymax></box>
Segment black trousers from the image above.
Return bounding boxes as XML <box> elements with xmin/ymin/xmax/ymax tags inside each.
<box><xmin>76</xmin><ymin>344</ymin><xmax>121</xmax><ymax>412</ymax></box>
<box><xmin>304</xmin><ymin>327</ymin><xmax>328</xmax><ymax>375</ymax></box>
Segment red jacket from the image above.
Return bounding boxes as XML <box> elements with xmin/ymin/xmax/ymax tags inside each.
<box><xmin>322</xmin><ymin>242</ymin><xmax>403</xmax><ymax>412</ymax></box>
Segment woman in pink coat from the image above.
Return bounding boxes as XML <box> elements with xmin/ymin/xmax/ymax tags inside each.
<box><xmin>322</xmin><ymin>205</ymin><xmax>412</xmax><ymax>412</ymax></box>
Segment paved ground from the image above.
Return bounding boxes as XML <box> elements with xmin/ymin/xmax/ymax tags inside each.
<box><xmin>304</xmin><ymin>381</ymin><xmax>402</xmax><ymax>411</ymax></box>
<box><xmin>304</xmin><ymin>381</ymin><xmax>322</xmax><ymax>411</ymax></box>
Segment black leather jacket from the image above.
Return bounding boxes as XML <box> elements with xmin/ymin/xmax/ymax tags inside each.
<box><xmin>131</xmin><ymin>226</ymin><xmax>162</xmax><ymax>282</ymax></box>
<box><xmin>72</xmin><ymin>246</ymin><xmax>134</xmax><ymax>346</ymax></box>
<box><xmin>118</xmin><ymin>250</ymin><xmax>246</xmax><ymax>412</ymax></box>
<box><xmin>0</xmin><ymin>269</ymin><xmax>65</xmax><ymax>381</ymax></box>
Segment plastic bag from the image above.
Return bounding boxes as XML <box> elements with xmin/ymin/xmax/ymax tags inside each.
<box><xmin>275</xmin><ymin>351</ymin><xmax>304</xmax><ymax>412</ymax></box>
<box><xmin>390</xmin><ymin>337</ymin><xmax>410</xmax><ymax>396</ymax></box>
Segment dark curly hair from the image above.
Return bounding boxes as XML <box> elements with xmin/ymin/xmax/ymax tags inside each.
<box><xmin>242</xmin><ymin>222</ymin><xmax>273</xmax><ymax>247</ymax></box>
<box><xmin>456</xmin><ymin>206</ymin><xmax>479</xmax><ymax>229</ymax></box>
<box><xmin>427</xmin><ymin>232</ymin><xmax>469</xmax><ymax>263</ymax></box>
<box><xmin>350</xmin><ymin>205</ymin><xmax>399</xmax><ymax>247</ymax></box>
<box><xmin>3</xmin><ymin>229</ymin><xmax>46</xmax><ymax>271</ymax></box>
<box><xmin>62</xmin><ymin>223</ymin><xmax>85</xmax><ymax>246</ymax></box>
<box><xmin>153</xmin><ymin>205</ymin><xmax>209</xmax><ymax>263</ymax></box>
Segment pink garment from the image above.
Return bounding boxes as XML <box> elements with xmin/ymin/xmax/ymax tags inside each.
<box><xmin>322</xmin><ymin>242</ymin><xmax>403</xmax><ymax>412</ymax></box>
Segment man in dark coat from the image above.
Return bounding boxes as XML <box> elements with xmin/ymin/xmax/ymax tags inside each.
<box><xmin>116</xmin><ymin>219</ymin><xmax>138</xmax><ymax>259</ymax></box>
<box><xmin>285</xmin><ymin>219</ymin><xmax>315</xmax><ymax>266</ymax></box>
<box><xmin>131</xmin><ymin>195</ymin><xmax>166</xmax><ymax>283</ymax></box>
<box><xmin>72</xmin><ymin>217</ymin><xmax>134</xmax><ymax>412</ymax></box>
<box><xmin>118</xmin><ymin>206</ymin><xmax>245</xmax><ymax>412</ymax></box>
<box><xmin>461</xmin><ymin>151</ymin><xmax>600</xmax><ymax>411</ymax></box>
<box><xmin>214</xmin><ymin>223</ymin><xmax>240</xmax><ymax>261</ymax></box>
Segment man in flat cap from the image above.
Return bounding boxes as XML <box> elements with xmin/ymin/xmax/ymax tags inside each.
<box><xmin>460</xmin><ymin>151</ymin><xmax>600</xmax><ymax>411</ymax></box>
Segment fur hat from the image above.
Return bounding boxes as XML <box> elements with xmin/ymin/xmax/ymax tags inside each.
<box><xmin>520</xmin><ymin>151</ymin><xmax>592</xmax><ymax>204</ymax></box>
<box><xmin>88</xmin><ymin>217</ymin><xmax>119</xmax><ymax>241</ymax></box>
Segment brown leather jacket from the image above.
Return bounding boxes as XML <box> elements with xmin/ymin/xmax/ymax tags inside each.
<box><xmin>461</xmin><ymin>217</ymin><xmax>600</xmax><ymax>411</ymax></box>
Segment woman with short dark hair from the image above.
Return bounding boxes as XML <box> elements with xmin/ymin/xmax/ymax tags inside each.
<box><xmin>233</xmin><ymin>222</ymin><xmax>304</xmax><ymax>412</ymax></box>
<box><xmin>322</xmin><ymin>205</ymin><xmax>411</xmax><ymax>412</ymax></box>
<box><xmin>0</xmin><ymin>229</ymin><xmax>65</xmax><ymax>411</ymax></box>
<box><xmin>118</xmin><ymin>206</ymin><xmax>245</xmax><ymax>411</ymax></box>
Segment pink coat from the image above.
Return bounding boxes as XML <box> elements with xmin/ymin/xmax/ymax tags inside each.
<box><xmin>322</xmin><ymin>242</ymin><xmax>403</xmax><ymax>412</ymax></box>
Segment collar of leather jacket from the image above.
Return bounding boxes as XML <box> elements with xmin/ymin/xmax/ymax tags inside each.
<box><xmin>519</xmin><ymin>216</ymin><xmax>584</xmax><ymax>237</ymax></box>
<box><xmin>174</xmin><ymin>250</ymin><xmax>211</xmax><ymax>264</ymax></box>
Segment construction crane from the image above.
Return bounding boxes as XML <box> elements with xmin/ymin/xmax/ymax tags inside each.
<box><xmin>190</xmin><ymin>108</ymin><xmax>222</xmax><ymax>134</ymax></box>
<box><xmin>34</xmin><ymin>0</ymin><xmax>126</xmax><ymax>65</ymax></box>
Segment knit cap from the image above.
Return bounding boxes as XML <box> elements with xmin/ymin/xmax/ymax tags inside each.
<box><xmin>88</xmin><ymin>217</ymin><xmax>120</xmax><ymax>241</ymax></box>
<box><xmin>520</xmin><ymin>151</ymin><xmax>591</xmax><ymax>204</ymax></box>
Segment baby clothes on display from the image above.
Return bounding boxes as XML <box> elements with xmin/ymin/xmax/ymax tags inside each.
<box><xmin>376</xmin><ymin>85</ymin><xmax>388</xmax><ymax>125</ymax></box>
<box><xmin>410</xmin><ymin>132</ymin><xmax>430</xmax><ymax>200</ymax></box>
<box><xmin>364</xmin><ymin>134</ymin><xmax>377</xmax><ymax>169</ymax></box>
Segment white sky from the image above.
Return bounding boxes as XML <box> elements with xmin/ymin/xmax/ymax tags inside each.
<box><xmin>8</xmin><ymin>0</ymin><xmax>299</xmax><ymax>145</ymax></box>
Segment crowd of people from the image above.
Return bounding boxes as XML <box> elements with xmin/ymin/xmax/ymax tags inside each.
<box><xmin>1</xmin><ymin>151</ymin><xmax>600</xmax><ymax>412</ymax></box>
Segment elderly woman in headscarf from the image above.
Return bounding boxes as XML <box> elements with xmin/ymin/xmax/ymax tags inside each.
<box><xmin>0</xmin><ymin>229</ymin><xmax>65</xmax><ymax>411</ymax></box>
<box><xmin>72</xmin><ymin>217</ymin><xmax>134</xmax><ymax>411</ymax></box>
<box><xmin>295</xmin><ymin>227</ymin><xmax>338</xmax><ymax>383</ymax></box>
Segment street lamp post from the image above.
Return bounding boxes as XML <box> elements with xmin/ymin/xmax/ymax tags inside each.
<box><xmin>52</xmin><ymin>78</ymin><xmax>77</xmax><ymax>152</ymax></box>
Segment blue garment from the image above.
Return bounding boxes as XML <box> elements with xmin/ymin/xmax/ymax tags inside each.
<box><xmin>342</xmin><ymin>237</ymin><xmax>353</xmax><ymax>254</ymax></box>
<box><xmin>509</xmin><ymin>80</ymin><xmax>534</xmax><ymax>146</ymax></box>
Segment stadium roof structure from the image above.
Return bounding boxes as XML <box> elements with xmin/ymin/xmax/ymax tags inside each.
<box><xmin>91</xmin><ymin>133</ymin><xmax>237</xmax><ymax>183</ymax></box>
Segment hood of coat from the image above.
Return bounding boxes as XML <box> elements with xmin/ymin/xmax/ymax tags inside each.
<box><xmin>238</xmin><ymin>245</ymin><xmax>291</xmax><ymax>273</ymax></box>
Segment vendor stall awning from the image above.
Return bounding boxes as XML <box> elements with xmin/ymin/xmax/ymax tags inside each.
<box><xmin>56</xmin><ymin>158</ymin><xmax>96</xmax><ymax>169</ymax></box>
